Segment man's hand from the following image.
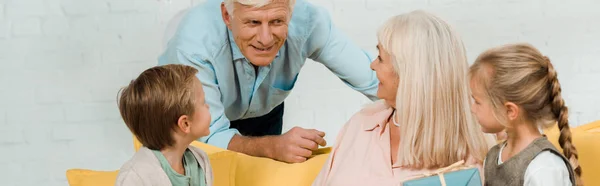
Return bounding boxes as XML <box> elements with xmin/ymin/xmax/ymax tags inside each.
<box><xmin>268</xmin><ymin>127</ymin><xmax>327</xmax><ymax>163</ymax></box>
<box><xmin>227</xmin><ymin>127</ymin><xmax>327</xmax><ymax>163</ymax></box>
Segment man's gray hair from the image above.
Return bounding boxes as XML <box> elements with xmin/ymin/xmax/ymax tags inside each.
<box><xmin>224</xmin><ymin>0</ymin><xmax>296</xmax><ymax>14</ymax></box>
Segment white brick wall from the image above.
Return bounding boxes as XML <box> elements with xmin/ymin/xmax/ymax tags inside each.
<box><xmin>12</xmin><ymin>17</ymin><xmax>42</xmax><ymax>36</ymax></box>
<box><xmin>0</xmin><ymin>0</ymin><xmax>598</xmax><ymax>185</ymax></box>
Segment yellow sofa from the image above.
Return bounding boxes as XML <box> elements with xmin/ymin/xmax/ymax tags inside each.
<box><xmin>543</xmin><ymin>120</ymin><xmax>600</xmax><ymax>186</ymax></box>
<box><xmin>66</xmin><ymin>120</ymin><xmax>600</xmax><ymax>186</ymax></box>
<box><xmin>66</xmin><ymin>169</ymin><xmax>119</xmax><ymax>186</ymax></box>
<box><xmin>66</xmin><ymin>136</ymin><xmax>330</xmax><ymax>186</ymax></box>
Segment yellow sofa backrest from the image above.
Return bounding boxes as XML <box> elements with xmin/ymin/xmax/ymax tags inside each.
<box><xmin>544</xmin><ymin>120</ymin><xmax>600</xmax><ymax>186</ymax></box>
<box><xmin>66</xmin><ymin>169</ymin><xmax>119</xmax><ymax>186</ymax></box>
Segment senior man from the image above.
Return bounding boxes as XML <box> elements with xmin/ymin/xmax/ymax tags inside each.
<box><xmin>158</xmin><ymin>0</ymin><xmax>378</xmax><ymax>163</ymax></box>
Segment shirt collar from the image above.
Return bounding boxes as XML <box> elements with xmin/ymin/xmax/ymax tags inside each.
<box><xmin>228</xmin><ymin>30</ymin><xmax>245</xmax><ymax>61</ymax></box>
<box><xmin>361</xmin><ymin>108</ymin><xmax>394</xmax><ymax>131</ymax></box>
<box><xmin>227</xmin><ymin>29</ymin><xmax>281</xmax><ymax>61</ymax></box>
<box><xmin>361</xmin><ymin>120</ymin><xmax>383</xmax><ymax>131</ymax></box>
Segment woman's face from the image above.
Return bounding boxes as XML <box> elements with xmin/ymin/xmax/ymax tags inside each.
<box><xmin>371</xmin><ymin>44</ymin><xmax>400</xmax><ymax>107</ymax></box>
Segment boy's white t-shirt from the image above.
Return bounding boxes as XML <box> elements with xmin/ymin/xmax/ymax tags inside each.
<box><xmin>496</xmin><ymin>144</ymin><xmax>572</xmax><ymax>186</ymax></box>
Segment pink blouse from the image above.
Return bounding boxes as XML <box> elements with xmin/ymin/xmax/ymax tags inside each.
<box><xmin>312</xmin><ymin>101</ymin><xmax>482</xmax><ymax>186</ymax></box>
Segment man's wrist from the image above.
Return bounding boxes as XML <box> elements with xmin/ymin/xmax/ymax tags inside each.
<box><xmin>228</xmin><ymin>134</ymin><xmax>277</xmax><ymax>159</ymax></box>
<box><xmin>259</xmin><ymin>135</ymin><xmax>276</xmax><ymax>158</ymax></box>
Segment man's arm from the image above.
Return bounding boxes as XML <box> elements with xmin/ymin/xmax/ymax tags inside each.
<box><xmin>304</xmin><ymin>6</ymin><xmax>380</xmax><ymax>101</ymax></box>
<box><xmin>230</xmin><ymin>127</ymin><xmax>327</xmax><ymax>163</ymax></box>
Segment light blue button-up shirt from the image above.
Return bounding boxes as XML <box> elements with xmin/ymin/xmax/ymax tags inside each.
<box><xmin>158</xmin><ymin>0</ymin><xmax>379</xmax><ymax>149</ymax></box>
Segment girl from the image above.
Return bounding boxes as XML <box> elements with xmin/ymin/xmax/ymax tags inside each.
<box><xmin>469</xmin><ymin>43</ymin><xmax>582</xmax><ymax>186</ymax></box>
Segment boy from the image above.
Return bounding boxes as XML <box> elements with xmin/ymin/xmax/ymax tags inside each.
<box><xmin>115</xmin><ymin>64</ymin><xmax>213</xmax><ymax>186</ymax></box>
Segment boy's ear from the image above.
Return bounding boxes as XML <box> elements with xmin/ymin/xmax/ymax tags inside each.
<box><xmin>504</xmin><ymin>102</ymin><xmax>520</xmax><ymax>121</ymax></box>
<box><xmin>177</xmin><ymin>115</ymin><xmax>191</xmax><ymax>134</ymax></box>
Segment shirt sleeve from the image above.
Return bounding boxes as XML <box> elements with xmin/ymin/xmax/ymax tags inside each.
<box><xmin>524</xmin><ymin>151</ymin><xmax>573</xmax><ymax>186</ymax></box>
<box><xmin>304</xmin><ymin>6</ymin><xmax>379</xmax><ymax>101</ymax></box>
<box><xmin>159</xmin><ymin>48</ymin><xmax>240</xmax><ymax>149</ymax></box>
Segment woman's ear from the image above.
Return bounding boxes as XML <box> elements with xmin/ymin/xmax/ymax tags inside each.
<box><xmin>504</xmin><ymin>102</ymin><xmax>520</xmax><ymax>121</ymax></box>
<box><xmin>176</xmin><ymin>115</ymin><xmax>191</xmax><ymax>134</ymax></box>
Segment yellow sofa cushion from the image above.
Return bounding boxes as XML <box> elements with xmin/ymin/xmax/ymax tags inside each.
<box><xmin>66</xmin><ymin>169</ymin><xmax>119</xmax><ymax>186</ymax></box>
<box><xmin>544</xmin><ymin>120</ymin><xmax>600</xmax><ymax>186</ymax></box>
<box><xmin>233</xmin><ymin>151</ymin><xmax>329</xmax><ymax>186</ymax></box>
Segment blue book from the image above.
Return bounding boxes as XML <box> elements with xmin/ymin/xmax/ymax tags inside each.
<box><xmin>403</xmin><ymin>168</ymin><xmax>482</xmax><ymax>186</ymax></box>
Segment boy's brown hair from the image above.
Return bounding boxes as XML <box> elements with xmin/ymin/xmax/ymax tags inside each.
<box><xmin>117</xmin><ymin>64</ymin><xmax>199</xmax><ymax>150</ymax></box>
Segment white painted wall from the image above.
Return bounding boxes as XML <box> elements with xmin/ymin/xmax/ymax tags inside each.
<box><xmin>0</xmin><ymin>0</ymin><xmax>598</xmax><ymax>185</ymax></box>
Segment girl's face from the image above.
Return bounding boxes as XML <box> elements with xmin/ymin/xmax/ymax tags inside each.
<box><xmin>470</xmin><ymin>77</ymin><xmax>505</xmax><ymax>134</ymax></box>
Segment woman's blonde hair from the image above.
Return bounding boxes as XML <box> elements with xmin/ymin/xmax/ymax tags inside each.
<box><xmin>469</xmin><ymin>43</ymin><xmax>582</xmax><ymax>185</ymax></box>
<box><xmin>376</xmin><ymin>10</ymin><xmax>492</xmax><ymax>169</ymax></box>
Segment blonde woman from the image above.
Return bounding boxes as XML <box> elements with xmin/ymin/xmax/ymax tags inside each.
<box><xmin>312</xmin><ymin>10</ymin><xmax>494</xmax><ymax>186</ymax></box>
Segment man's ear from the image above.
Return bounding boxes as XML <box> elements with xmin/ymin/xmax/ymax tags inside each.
<box><xmin>504</xmin><ymin>102</ymin><xmax>520</xmax><ymax>122</ymax></box>
<box><xmin>221</xmin><ymin>3</ymin><xmax>232</xmax><ymax>29</ymax></box>
<box><xmin>177</xmin><ymin>115</ymin><xmax>191</xmax><ymax>134</ymax></box>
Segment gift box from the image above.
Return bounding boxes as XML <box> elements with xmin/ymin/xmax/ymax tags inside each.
<box><xmin>403</xmin><ymin>160</ymin><xmax>482</xmax><ymax>186</ymax></box>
